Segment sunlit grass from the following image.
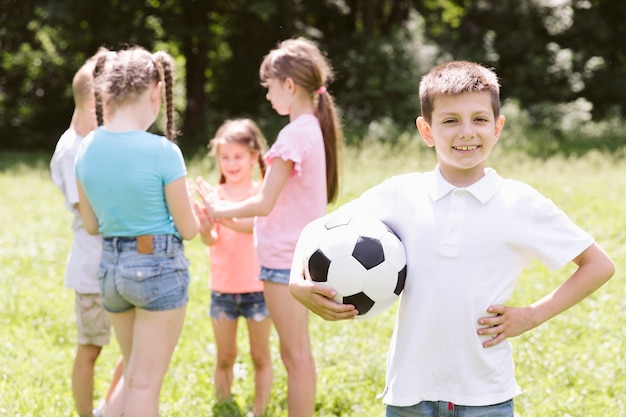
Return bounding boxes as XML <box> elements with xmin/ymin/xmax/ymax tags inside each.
<box><xmin>1</xmin><ymin>145</ymin><xmax>624</xmax><ymax>416</ymax></box>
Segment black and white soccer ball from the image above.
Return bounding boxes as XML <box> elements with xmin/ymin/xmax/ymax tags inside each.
<box><xmin>302</xmin><ymin>212</ymin><xmax>407</xmax><ymax>319</ymax></box>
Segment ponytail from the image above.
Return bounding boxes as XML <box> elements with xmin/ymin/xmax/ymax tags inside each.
<box><xmin>315</xmin><ymin>89</ymin><xmax>342</xmax><ymax>203</ymax></box>
<box><xmin>92</xmin><ymin>54</ymin><xmax>108</xmax><ymax>127</ymax></box>
<box><xmin>153</xmin><ymin>51</ymin><xmax>176</xmax><ymax>141</ymax></box>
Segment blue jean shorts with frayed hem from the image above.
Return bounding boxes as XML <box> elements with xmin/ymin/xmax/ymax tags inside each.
<box><xmin>210</xmin><ymin>291</ymin><xmax>270</xmax><ymax>321</ymax></box>
<box><xmin>258</xmin><ymin>266</ymin><xmax>290</xmax><ymax>285</ymax></box>
<box><xmin>98</xmin><ymin>235</ymin><xmax>190</xmax><ymax>313</ymax></box>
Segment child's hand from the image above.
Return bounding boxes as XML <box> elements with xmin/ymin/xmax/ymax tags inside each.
<box><xmin>289</xmin><ymin>277</ymin><xmax>358</xmax><ymax>321</ymax></box>
<box><xmin>477</xmin><ymin>305</ymin><xmax>533</xmax><ymax>348</ymax></box>
<box><xmin>196</xmin><ymin>176</ymin><xmax>220</xmax><ymax>216</ymax></box>
<box><xmin>192</xmin><ymin>200</ymin><xmax>214</xmax><ymax>235</ymax></box>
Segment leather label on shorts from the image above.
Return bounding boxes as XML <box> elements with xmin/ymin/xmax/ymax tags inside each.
<box><xmin>137</xmin><ymin>235</ymin><xmax>154</xmax><ymax>254</ymax></box>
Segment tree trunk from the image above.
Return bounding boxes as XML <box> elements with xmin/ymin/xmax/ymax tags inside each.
<box><xmin>181</xmin><ymin>0</ymin><xmax>211</xmax><ymax>143</ymax></box>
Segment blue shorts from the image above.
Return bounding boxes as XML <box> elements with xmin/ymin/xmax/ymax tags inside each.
<box><xmin>210</xmin><ymin>291</ymin><xmax>269</xmax><ymax>321</ymax></box>
<box><xmin>98</xmin><ymin>235</ymin><xmax>190</xmax><ymax>313</ymax></box>
<box><xmin>258</xmin><ymin>266</ymin><xmax>290</xmax><ymax>285</ymax></box>
<box><xmin>386</xmin><ymin>399</ymin><xmax>514</xmax><ymax>417</ymax></box>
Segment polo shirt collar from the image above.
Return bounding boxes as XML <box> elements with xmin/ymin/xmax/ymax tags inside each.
<box><xmin>430</xmin><ymin>165</ymin><xmax>502</xmax><ymax>204</ymax></box>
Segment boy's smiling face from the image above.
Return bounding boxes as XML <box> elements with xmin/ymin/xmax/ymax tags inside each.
<box><xmin>417</xmin><ymin>90</ymin><xmax>505</xmax><ymax>187</ymax></box>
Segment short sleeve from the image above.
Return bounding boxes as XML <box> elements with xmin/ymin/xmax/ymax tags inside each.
<box><xmin>160</xmin><ymin>140</ymin><xmax>187</xmax><ymax>185</ymax></box>
<box><xmin>51</xmin><ymin>130</ymin><xmax>82</xmax><ymax>210</ymax></box>
<box><xmin>265</xmin><ymin>124</ymin><xmax>312</xmax><ymax>176</ymax></box>
<box><xmin>528</xmin><ymin>196</ymin><xmax>594</xmax><ymax>270</ymax></box>
<box><xmin>61</xmin><ymin>153</ymin><xmax>80</xmax><ymax>207</ymax></box>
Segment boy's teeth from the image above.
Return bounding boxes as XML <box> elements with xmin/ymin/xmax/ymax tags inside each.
<box><xmin>455</xmin><ymin>145</ymin><xmax>477</xmax><ymax>150</ymax></box>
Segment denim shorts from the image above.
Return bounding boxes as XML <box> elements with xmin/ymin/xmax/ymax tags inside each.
<box><xmin>258</xmin><ymin>266</ymin><xmax>290</xmax><ymax>285</ymax></box>
<box><xmin>386</xmin><ymin>399</ymin><xmax>514</xmax><ymax>417</ymax></box>
<box><xmin>210</xmin><ymin>291</ymin><xmax>270</xmax><ymax>321</ymax></box>
<box><xmin>98</xmin><ymin>235</ymin><xmax>190</xmax><ymax>313</ymax></box>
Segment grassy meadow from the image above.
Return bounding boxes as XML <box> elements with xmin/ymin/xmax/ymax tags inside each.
<box><xmin>0</xmin><ymin>140</ymin><xmax>624</xmax><ymax>416</ymax></box>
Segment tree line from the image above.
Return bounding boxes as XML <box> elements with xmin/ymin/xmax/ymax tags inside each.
<box><xmin>1</xmin><ymin>0</ymin><xmax>624</xmax><ymax>153</ymax></box>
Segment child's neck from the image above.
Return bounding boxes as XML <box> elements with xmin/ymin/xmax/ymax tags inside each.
<box><xmin>106</xmin><ymin>106</ymin><xmax>153</xmax><ymax>132</ymax></box>
<box><xmin>289</xmin><ymin>96</ymin><xmax>316</xmax><ymax>121</ymax></box>
<box><xmin>105</xmin><ymin>94</ymin><xmax>156</xmax><ymax>132</ymax></box>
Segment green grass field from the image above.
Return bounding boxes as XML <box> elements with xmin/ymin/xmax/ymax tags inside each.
<box><xmin>1</xmin><ymin>142</ymin><xmax>624</xmax><ymax>416</ymax></box>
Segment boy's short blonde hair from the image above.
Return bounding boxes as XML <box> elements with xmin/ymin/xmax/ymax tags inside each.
<box><xmin>419</xmin><ymin>61</ymin><xmax>500</xmax><ymax>123</ymax></box>
<box><xmin>72</xmin><ymin>48</ymin><xmax>109</xmax><ymax>109</ymax></box>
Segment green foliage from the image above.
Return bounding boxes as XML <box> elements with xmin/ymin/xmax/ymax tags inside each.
<box><xmin>497</xmin><ymin>99</ymin><xmax>626</xmax><ymax>157</ymax></box>
<box><xmin>330</xmin><ymin>20</ymin><xmax>428</xmax><ymax>145</ymax></box>
<box><xmin>0</xmin><ymin>0</ymin><xmax>172</xmax><ymax>150</ymax></box>
<box><xmin>3</xmin><ymin>0</ymin><xmax>626</xmax><ymax>153</ymax></box>
<box><xmin>1</xmin><ymin>147</ymin><xmax>625</xmax><ymax>416</ymax></box>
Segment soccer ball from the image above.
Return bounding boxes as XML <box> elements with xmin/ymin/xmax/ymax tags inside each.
<box><xmin>302</xmin><ymin>212</ymin><xmax>407</xmax><ymax>319</ymax></box>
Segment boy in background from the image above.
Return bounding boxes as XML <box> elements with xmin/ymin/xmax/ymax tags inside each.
<box><xmin>50</xmin><ymin>51</ymin><xmax>123</xmax><ymax>417</ymax></box>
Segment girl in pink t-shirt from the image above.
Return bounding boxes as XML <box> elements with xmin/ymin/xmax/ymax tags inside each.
<box><xmin>194</xmin><ymin>119</ymin><xmax>272</xmax><ymax>417</ymax></box>
<box><xmin>197</xmin><ymin>38</ymin><xmax>343</xmax><ymax>416</ymax></box>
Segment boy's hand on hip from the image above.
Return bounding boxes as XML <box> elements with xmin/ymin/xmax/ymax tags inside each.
<box><xmin>477</xmin><ymin>305</ymin><xmax>534</xmax><ymax>348</ymax></box>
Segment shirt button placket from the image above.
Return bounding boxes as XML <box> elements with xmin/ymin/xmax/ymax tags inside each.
<box><xmin>439</xmin><ymin>189</ymin><xmax>466</xmax><ymax>258</ymax></box>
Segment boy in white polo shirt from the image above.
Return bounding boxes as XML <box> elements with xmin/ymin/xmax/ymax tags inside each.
<box><xmin>288</xmin><ymin>61</ymin><xmax>615</xmax><ymax>416</ymax></box>
<box><xmin>51</xmin><ymin>51</ymin><xmax>124</xmax><ymax>417</ymax></box>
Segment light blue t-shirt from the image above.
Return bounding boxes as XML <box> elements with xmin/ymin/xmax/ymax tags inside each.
<box><xmin>75</xmin><ymin>127</ymin><xmax>186</xmax><ymax>238</ymax></box>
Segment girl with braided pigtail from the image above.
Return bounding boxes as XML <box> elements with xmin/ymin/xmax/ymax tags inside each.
<box><xmin>76</xmin><ymin>46</ymin><xmax>199</xmax><ymax>417</ymax></box>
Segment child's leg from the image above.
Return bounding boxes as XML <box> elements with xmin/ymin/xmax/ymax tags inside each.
<box><xmin>73</xmin><ymin>344</ymin><xmax>102</xmax><ymax>416</ymax></box>
<box><xmin>212</xmin><ymin>314</ymin><xmax>239</xmax><ymax>401</ymax></box>
<box><xmin>73</xmin><ymin>292</ymin><xmax>110</xmax><ymax>417</ymax></box>
<box><xmin>105</xmin><ymin>356</ymin><xmax>124</xmax><ymax>402</ymax></box>
<box><xmin>247</xmin><ymin>316</ymin><xmax>273</xmax><ymax>416</ymax></box>
<box><xmin>263</xmin><ymin>281</ymin><xmax>316</xmax><ymax>417</ymax></box>
<box><xmin>106</xmin><ymin>309</ymin><xmax>134</xmax><ymax>417</ymax></box>
<box><xmin>100</xmin><ymin>357</ymin><xmax>125</xmax><ymax>417</ymax></box>
<box><xmin>109</xmin><ymin>306</ymin><xmax>186</xmax><ymax>417</ymax></box>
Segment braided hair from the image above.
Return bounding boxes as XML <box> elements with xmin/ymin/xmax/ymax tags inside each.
<box><xmin>92</xmin><ymin>46</ymin><xmax>177</xmax><ymax>140</ymax></box>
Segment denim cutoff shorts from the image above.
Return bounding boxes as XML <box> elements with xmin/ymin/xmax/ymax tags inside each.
<box><xmin>98</xmin><ymin>235</ymin><xmax>190</xmax><ymax>313</ymax></box>
<box><xmin>386</xmin><ymin>399</ymin><xmax>514</xmax><ymax>417</ymax></box>
<box><xmin>210</xmin><ymin>291</ymin><xmax>269</xmax><ymax>321</ymax></box>
<box><xmin>258</xmin><ymin>266</ymin><xmax>290</xmax><ymax>285</ymax></box>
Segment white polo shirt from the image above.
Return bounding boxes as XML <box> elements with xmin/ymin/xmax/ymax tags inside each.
<box><xmin>340</xmin><ymin>166</ymin><xmax>593</xmax><ymax>407</ymax></box>
<box><xmin>51</xmin><ymin>128</ymin><xmax>102</xmax><ymax>294</ymax></box>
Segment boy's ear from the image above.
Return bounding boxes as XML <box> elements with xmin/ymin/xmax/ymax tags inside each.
<box><xmin>494</xmin><ymin>115</ymin><xmax>505</xmax><ymax>141</ymax></box>
<box><xmin>416</xmin><ymin>117</ymin><xmax>435</xmax><ymax>147</ymax></box>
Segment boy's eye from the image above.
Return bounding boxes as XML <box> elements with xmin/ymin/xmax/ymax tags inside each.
<box><xmin>442</xmin><ymin>118</ymin><xmax>457</xmax><ymax>124</ymax></box>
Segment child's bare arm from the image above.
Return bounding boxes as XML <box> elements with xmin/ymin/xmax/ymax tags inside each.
<box><xmin>478</xmin><ymin>242</ymin><xmax>615</xmax><ymax>347</ymax></box>
<box><xmin>76</xmin><ymin>179</ymin><xmax>99</xmax><ymax>235</ymax></box>
<box><xmin>193</xmin><ymin>200</ymin><xmax>218</xmax><ymax>246</ymax></box>
<box><xmin>165</xmin><ymin>177</ymin><xmax>199</xmax><ymax>240</ymax></box>
<box><xmin>217</xmin><ymin>217</ymin><xmax>254</xmax><ymax>234</ymax></box>
<box><xmin>198</xmin><ymin>159</ymin><xmax>292</xmax><ymax>219</ymax></box>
